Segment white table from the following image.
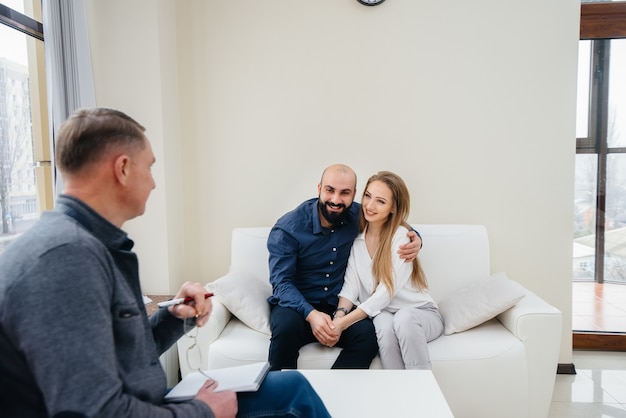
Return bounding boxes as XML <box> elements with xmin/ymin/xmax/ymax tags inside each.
<box><xmin>298</xmin><ymin>369</ymin><xmax>454</xmax><ymax>418</ymax></box>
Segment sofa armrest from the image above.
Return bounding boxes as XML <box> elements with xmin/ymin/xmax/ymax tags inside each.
<box><xmin>177</xmin><ymin>295</ymin><xmax>232</xmax><ymax>377</ymax></box>
<box><xmin>496</xmin><ymin>282</ymin><xmax>562</xmax><ymax>418</ymax></box>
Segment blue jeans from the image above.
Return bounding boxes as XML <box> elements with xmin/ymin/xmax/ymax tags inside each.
<box><xmin>236</xmin><ymin>371</ymin><xmax>331</xmax><ymax>418</ymax></box>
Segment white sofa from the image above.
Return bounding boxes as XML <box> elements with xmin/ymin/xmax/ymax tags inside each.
<box><xmin>178</xmin><ymin>225</ymin><xmax>562</xmax><ymax>418</ymax></box>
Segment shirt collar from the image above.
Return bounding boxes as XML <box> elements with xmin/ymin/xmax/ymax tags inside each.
<box><xmin>55</xmin><ymin>194</ymin><xmax>134</xmax><ymax>251</ymax></box>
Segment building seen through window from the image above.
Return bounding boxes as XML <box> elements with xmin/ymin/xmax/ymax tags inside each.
<box><xmin>0</xmin><ymin>1</ymin><xmax>48</xmax><ymax>254</ymax></box>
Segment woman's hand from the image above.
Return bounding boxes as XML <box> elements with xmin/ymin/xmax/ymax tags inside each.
<box><xmin>307</xmin><ymin>310</ymin><xmax>340</xmax><ymax>347</ymax></box>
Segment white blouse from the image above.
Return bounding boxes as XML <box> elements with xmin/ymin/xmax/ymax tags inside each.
<box><xmin>338</xmin><ymin>225</ymin><xmax>436</xmax><ymax>318</ymax></box>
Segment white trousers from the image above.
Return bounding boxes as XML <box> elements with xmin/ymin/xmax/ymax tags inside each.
<box><xmin>372</xmin><ymin>304</ymin><xmax>444</xmax><ymax>370</ymax></box>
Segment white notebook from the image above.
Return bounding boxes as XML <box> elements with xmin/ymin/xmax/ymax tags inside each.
<box><xmin>165</xmin><ymin>362</ymin><xmax>270</xmax><ymax>402</ymax></box>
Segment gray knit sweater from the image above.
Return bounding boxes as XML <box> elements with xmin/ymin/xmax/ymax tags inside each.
<box><xmin>0</xmin><ymin>195</ymin><xmax>213</xmax><ymax>417</ymax></box>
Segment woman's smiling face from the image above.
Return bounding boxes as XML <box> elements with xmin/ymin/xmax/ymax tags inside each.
<box><xmin>362</xmin><ymin>180</ymin><xmax>394</xmax><ymax>225</ymax></box>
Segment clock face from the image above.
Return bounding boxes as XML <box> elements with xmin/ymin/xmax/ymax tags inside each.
<box><xmin>357</xmin><ymin>0</ymin><xmax>386</xmax><ymax>6</ymax></box>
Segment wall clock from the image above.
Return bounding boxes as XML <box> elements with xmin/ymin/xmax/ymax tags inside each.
<box><xmin>357</xmin><ymin>0</ymin><xmax>386</xmax><ymax>6</ymax></box>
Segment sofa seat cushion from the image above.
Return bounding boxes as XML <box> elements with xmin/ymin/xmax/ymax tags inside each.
<box><xmin>208</xmin><ymin>320</ymin><xmax>338</xmax><ymax>369</ymax></box>
<box><xmin>207</xmin><ymin>320</ymin><xmax>269</xmax><ymax>368</ymax></box>
<box><xmin>207</xmin><ymin>317</ymin><xmax>522</xmax><ymax>371</ymax></box>
<box><xmin>429</xmin><ymin>318</ymin><xmax>523</xmax><ymax>362</ymax></box>
<box><xmin>207</xmin><ymin>319</ymin><xmax>384</xmax><ymax>369</ymax></box>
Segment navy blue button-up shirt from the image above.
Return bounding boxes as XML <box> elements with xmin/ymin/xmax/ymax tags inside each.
<box><xmin>267</xmin><ymin>198</ymin><xmax>361</xmax><ymax>319</ymax></box>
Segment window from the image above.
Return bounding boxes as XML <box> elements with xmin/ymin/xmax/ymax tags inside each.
<box><xmin>0</xmin><ymin>1</ymin><xmax>51</xmax><ymax>254</ymax></box>
<box><xmin>575</xmin><ymin>9</ymin><xmax>626</xmax><ymax>285</ymax></box>
<box><xmin>573</xmin><ymin>1</ymin><xmax>626</xmax><ymax>349</ymax></box>
<box><xmin>574</xmin><ymin>39</ymin><xmax>626</xmax><ymax>283</ymax></box>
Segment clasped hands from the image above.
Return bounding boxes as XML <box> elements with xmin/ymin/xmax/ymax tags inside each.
<box><xmin>307</xmin><ymin>310</ymin><xmax>345</xmax><ymax>347</ymax></box>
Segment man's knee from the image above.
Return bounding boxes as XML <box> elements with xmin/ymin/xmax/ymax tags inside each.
<box><xmin>270</xmin><ymin>306</ymin><xmax>303</xmax><ymax>335</ymax></box>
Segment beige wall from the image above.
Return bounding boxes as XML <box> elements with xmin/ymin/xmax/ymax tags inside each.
<box><xmin>86</xmin><ymin>0</ymin><xmax>580</xmax><ymax>364</ymax></box>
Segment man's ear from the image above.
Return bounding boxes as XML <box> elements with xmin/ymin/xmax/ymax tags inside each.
<box><xmin>114</xmin><ymin>154</ymin><xmax>131</xmax><ymax>186</ymax></box>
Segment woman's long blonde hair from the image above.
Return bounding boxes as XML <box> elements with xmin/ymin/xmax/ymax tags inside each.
<box><xmin>360</xmin><ymin>171</ymin><xmax>427</xmax><ymax>296</ymax></box>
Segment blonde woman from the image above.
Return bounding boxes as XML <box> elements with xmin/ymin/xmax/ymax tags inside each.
<box><xmin>332</xmin><ymin>171</ymin><xmax>443</xmax><ymax>370</ymax></box>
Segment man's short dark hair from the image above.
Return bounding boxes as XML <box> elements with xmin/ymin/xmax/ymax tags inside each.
<box><xmin>55</xmin><ymin>108</ymin><xmax>146</xmax><ymax>174</ymax></box>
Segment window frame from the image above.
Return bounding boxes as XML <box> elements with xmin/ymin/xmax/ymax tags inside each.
<box><xmin>574</xmin><ymin>1</ymin><xmax>626</xmax><ymax>350</ymax></box>
<box><xmin>0</xmin><ymin>1</ymin><xmax>52</xmax><ymax>238</ymax></box>
<box><xmin>577</xmin><ymin>2</ymin><xmax>626</xmax><ymax>284</ymax></box>
<box><xmin>581</xmin><ymin>2</ymin><xmax>626</xmax><ymax>40</ymax></box>
<box><xmin>0</xmin><ymin>3</ymin><xmax>43</xmax><ymax>41</ymax></box>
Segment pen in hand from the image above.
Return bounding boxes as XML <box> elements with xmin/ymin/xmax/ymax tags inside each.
<box><xmin>157</xmin><ymin>292</ymin><xmax>214</xmax><ymax>308</ymax></box>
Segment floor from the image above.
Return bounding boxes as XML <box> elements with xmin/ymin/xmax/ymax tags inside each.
<box><xmin>572</xmin><ymin>282</ymin><xmax>626</xmax><ymax>333</ymax></box>
<box><xmin>549</xmin><ymin>350</ymin><xmax>626</xmax><ymax>417</ymax></box>
<box><xmin>548</xmin><ymin>282</ymin><xmax>626</xmax><ymax>417</ymax></box>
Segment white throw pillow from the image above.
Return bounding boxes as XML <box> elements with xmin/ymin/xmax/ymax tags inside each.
<box><xmin>437</xmin><ymin>272</ymin><xmax>526</xmax><ymax>335</ymax></box>
<box><xmin>206</xmin><ymin>273</ymin><xmax>272</xmax><ymax>335</ymax></box>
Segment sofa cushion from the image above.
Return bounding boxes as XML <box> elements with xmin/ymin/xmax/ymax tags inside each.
<box><xmin>206</xmin><ymin>273</ymin><xmax>272</xmax><ymax>335</ymax></box>
<box><xmin>207</xmin><ymin>319</ymin><xmax>384</xmax><ymax>370</ymax></box>
<box><xmin>437</xmin><ymin>272</ymin><xmax>525</xmax><ymax>335</ymax></box>
<box><xmin>208</xmin><ymin>320</ymin><xmax>270</xmax><ymax>368</ymax></box>
<box><xmin>428</xmin><ymin>318</ymin><xmax>523</xmax><ymax>360</ymax></box>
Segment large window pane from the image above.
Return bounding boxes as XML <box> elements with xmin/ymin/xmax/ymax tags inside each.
<box><xmin>0</xmin><ymin>20</ymin><xmax>40</xmax><ymax>252</ymax></box>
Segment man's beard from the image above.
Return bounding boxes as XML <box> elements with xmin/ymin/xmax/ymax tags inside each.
<box><xmin>318</xmin><ymin>199</ymin><xmax>349</xmax><ymax>226</ymax></box>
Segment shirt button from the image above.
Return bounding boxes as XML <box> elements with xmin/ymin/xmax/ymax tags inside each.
<box><xmin>332</xmin><ymin>248</ymin><xmax>337</xmax><ymax>252</ymax></box>
<box><xmin>324</xmin><ymin>287</ymin><xmax>328</xmax><ymax>291</ymax></box>
<box><xmin>326</xmin><ymin>274</ymin><xmax>330</xmax><ymax>278</ymax></box>
<box><xmin>330</xmin><ymin>261</ymin><xmax>334</xmax><ymax>265</ymax></box>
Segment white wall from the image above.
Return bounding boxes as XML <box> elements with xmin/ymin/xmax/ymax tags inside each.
<box><xmin>86</xmin><ymin>0</ymin><xmax>580</xmax><ymax>364</ymax></box>
<box><xmin>86</xmin><ymin>0</ymin><xmax>184</xmax><ymax>295</ymax></box>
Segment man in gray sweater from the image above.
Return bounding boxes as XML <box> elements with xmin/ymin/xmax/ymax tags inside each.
<box><xmin>0</xmin><ymin>108</ymin><xmax>330</xmax><ymax>418</ymax></box>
